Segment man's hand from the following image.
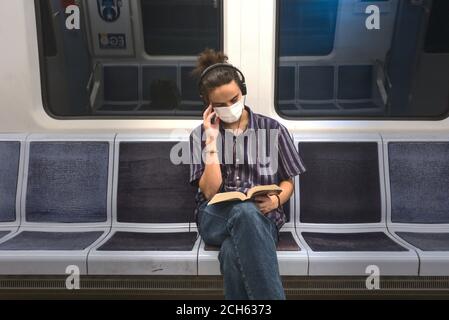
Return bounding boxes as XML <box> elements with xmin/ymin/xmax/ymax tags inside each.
<box><xmin>203</xmin><ymin>104</ymin><xmax>220</xmax><ymax>141</ymax></box>
<box><xmin>254</xmin><ymin>194</ymin><xmax>279</xmax><ymax>215</ymax></box>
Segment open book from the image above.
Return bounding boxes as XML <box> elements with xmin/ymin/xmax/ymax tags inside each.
<box><xmin>207</xmin><ymin>184</ymin><xmax>282</xmax><ymax>206</ymax></box>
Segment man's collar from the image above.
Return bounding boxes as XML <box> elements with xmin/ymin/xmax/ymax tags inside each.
<box><xmin>246</xmin><ymin>105</ymin><xmax>255</xmax><ymax>129</ymax></box>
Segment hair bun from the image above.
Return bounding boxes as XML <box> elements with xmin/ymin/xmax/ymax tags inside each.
<box><xmin>192</xmin><ymin>48</ymin><xmax>228</xmax><ymax>78</ymax></box>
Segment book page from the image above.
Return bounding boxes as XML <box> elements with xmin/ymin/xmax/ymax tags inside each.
<box><xmin>246</xmin><ymin>184</ymin><xmax>282</xmax><ymax>199</ymax></box>
<box><xmin>207</xmin><ymin>191</ymin><xmax>247</xmax><ymax>206</ymax></box>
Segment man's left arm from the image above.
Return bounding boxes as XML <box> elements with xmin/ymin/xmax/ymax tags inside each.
<box><xmin>254</xmin><ymin>178</ymin><xmax>294</xmax><ymax>214</ymax></box>
<box><xmin>255</xmin><ymin>124</ymin><xmax>306</xmax><ymax>214</ymax></box>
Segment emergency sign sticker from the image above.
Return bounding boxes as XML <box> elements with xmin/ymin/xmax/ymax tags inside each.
<box><xmin>99</xmin><ymin>33</ymin><xmax>127</xmax><ymax>49</ymax></box>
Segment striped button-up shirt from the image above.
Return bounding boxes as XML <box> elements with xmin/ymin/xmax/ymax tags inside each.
<box><xmin>189</xmin><ymin>105</ymin><xmax>306</xmax><ymax>230</ymax></box>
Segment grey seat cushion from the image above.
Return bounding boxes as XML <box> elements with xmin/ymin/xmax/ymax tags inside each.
<box><xmin>97</xmin><ymin>231</ymin><xmax>198</xmax><ymax>251</ymax></box>
<box><xmin>302</xmin><ymin>232</ymin><xmax>408</xmax><ymax>252</ymax></box>
<box><xmin>298</xmin><ymin>142</ymin><xmax>382</xmax><ymax>224</ymax></box>
<box><xmin>204</xmin><ymin>231</ymin><xmax>300</xmax><ymax>251</ymax></box>
<box><xmin>0</xmin><ymin>231</ymin><xmax>103</xmax><ymax>250</ymax></box>
<box><xmin>26</xmin><ymin>142</ymin><xmax>109</xmax><ymax>223</ymax></box>
<box><xmin>389</xmin><ymin>142</ymin><xmax>449</xmax><ymax>224</ymax></box>
<box><xmin>397</xmin><ymin>232</ymin><xmax>449</xmax><ymax>251</ymax></box>
<box><xmin>0</xmin><ymin>231</ymin><xmax>10</xmax><ymax>240</ymax></box>
<box><xmin>0</xmin><ymin>141</ymin><xmax>20</xmax><ymax>223</ymax></box>
<box><xmin>117</xmin><ymin>142</ymin><xmax>197</xmax><ymax>224</ymax></box>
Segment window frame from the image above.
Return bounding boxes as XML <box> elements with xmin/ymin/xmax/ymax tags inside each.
<box><xmin>35</xmin><ymin>0</ymin><xmax>224</xmax><ymax>120</ymax></box>
<box><xmin>274</xmin><ymin>0</ymin><xmax>449</xmax><ymax>121</ymax></box>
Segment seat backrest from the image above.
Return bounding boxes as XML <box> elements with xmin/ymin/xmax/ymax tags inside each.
<box><xmin>25</xmin><ymin>139</ymin><xmax>111</xmax><ymax>224</ymax></box>
<box><xmin>298</xmin><ymin>141</ymin><xmax>382</xmax><ymax>224</ymax></box>
<box><xmin>103</xmin><ymin>65</ymin><xmax>139</xmax><ymax>102</ymax></box>
<box><xmin>115</xmin><ymin>141</ymin><xmax>197</xmax><ymax>225</ymax></box>
<box><xmin>143</xmin><ymin>65</ymin><xmax>179</xmax><ymax>110</ymax></box>
<box><xmin>283</xmin><ymin>201</ymin><xmax>291</xmax><ymax>224</ymax></box>
<box><xmin>0</xmin><ymin>231</ymin><xmax>9</xmax><ymax>239</ymax></box>
<box><xmin>0</xmin><ymin>141</ymin><xmax>21</xmax><ymax>224</ymax></box>
<box><xmin>388</xmin><ymin>142</ymin><xmax>449</xmax><ymax>224</ymax></box>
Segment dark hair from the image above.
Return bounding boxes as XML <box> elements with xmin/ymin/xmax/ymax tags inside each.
<box><xmin>192</xmin><ymin>48</ymin><xmax>243</xmax><ymax>102</ymax></box>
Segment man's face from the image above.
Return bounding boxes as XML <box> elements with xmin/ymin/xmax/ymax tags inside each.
<box><xmin>208</xmin><ymin>80</ymin><xmax>242</xmax><ymax>109</ymax></box>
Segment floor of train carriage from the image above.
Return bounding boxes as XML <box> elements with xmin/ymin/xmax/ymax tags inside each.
<box><xmin>1</xmin><ymin>276</ymin><xmax>449</xmax><ymax>299</ymax></box>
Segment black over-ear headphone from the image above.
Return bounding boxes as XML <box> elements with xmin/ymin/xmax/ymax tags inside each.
<box><xmin>198</xmin><ymin>63</ymin><xmax>247</xmax><ymax>97</ymax></box>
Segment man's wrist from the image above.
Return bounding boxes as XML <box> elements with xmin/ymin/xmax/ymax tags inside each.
<box><xmin>205</xmin><ymin>136</ymin><xmax>217</xmax><ymax>145</ymax></box>
<box><xmin>205</xmin><ymin>136</ymin><xmax>218</xmax><ymax>153</ymax></box>
<box><xmin>274</xmin><ymin>194</ymin><xmax>281</xmax><ymax>209</ymax></box>
<box><xmin>204</xmin><ymin>143</ymin><xmax>218</xmax><ymax>153</ymax></box>
<box><xmin>204</xmin><ymin>149</ymin><xmax>219</xmax><ymax>164</ymax></box>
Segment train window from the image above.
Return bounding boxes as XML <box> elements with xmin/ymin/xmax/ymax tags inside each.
<box><xmin>278</xmin><ymin>0</ymin><xmax>339</xmax><ymax>56</ymax></box>
<box><xmin>141</xmin><ymin>0</ymin><xmax>221</xmax><ymax>56</ymax></box>
<box><xmin>276</xmin><ymin>0</ymin><xmax>449</xmax><ymax>119</ymax></box>
<box><xmin>424</xmin><ymin>0</ymin><xmax>449</xmax><ymax>53</ymax></box>
<box><xmin>35</xmin><ymin>0</ymin><xmax>223</xmax><ymax>118</ymax></box>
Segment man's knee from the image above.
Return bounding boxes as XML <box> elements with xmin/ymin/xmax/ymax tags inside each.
<box><xmin>231</xmin><ymin>201</ymin><xmax>264</xmax><ymax>224</ymax></box>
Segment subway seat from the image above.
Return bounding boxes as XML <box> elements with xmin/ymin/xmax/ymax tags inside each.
<box><xmin>0</xmin><ymin>135</ymin><xmax>26</xmax><ymax>244</ymax></box>
<box><xmin>0</xmin><ymin>133</ymin><xmax>448</xmax><ymax>276</ymax></box>
<box><xmin>87</xmin><ymin>137</ymin><xmax>200</xmax><ymax>275</ymax></box>
<box><xmin>0</xmin><ymin>134</ymin><xmax>114</xmax><ymax>275</ymax></box>
<box><xmin>294</xmin><ymin>135</ymin><xmax>418</xmax><ymax>276</ymax></box>
<box><xmin>385</xmin><ymin>135</ymin><xmax>449</xmax><ymax>275</ymax></box>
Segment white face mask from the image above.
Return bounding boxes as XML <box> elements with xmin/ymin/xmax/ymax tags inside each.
<box><xmin>214</xmin><ymin>97</ymin><xmax>244</xmax><ymax>124</ymax></box>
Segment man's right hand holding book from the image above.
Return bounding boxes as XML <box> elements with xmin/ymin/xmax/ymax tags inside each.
<box><xmin>253</xmin><ymin>193</ymin><xmax>281</xmax><ymax>215</ymax></box>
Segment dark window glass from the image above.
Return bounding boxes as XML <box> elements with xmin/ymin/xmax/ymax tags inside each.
<box><xmin>276</xmin><ymin>0</ymin><xmax>449</xmax><ymax>119</ymax></box>
<box><xmin>141</xmin><ymin>0</ymin><xmax>222</xmax><ymax>56</ymax></box>
<box><xmin>36</xmin><ymin>0</ymin><xmax>223</xmax><ymax>118</ymax></box>
<box><xmin>279</xmin><ymin>0</ymin><xmax>338</xmax><ymax>56</ymax></box>
<box><xmin>424</xmin><ymin>0</ymin><xmax>449</xmax><ymax>53</ymax></box>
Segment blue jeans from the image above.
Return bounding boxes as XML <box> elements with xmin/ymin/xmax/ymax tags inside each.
<box><xmin>197</xmin><ymin>200</ymin><xmax>286</xmax><ymax>300</ymax></box>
